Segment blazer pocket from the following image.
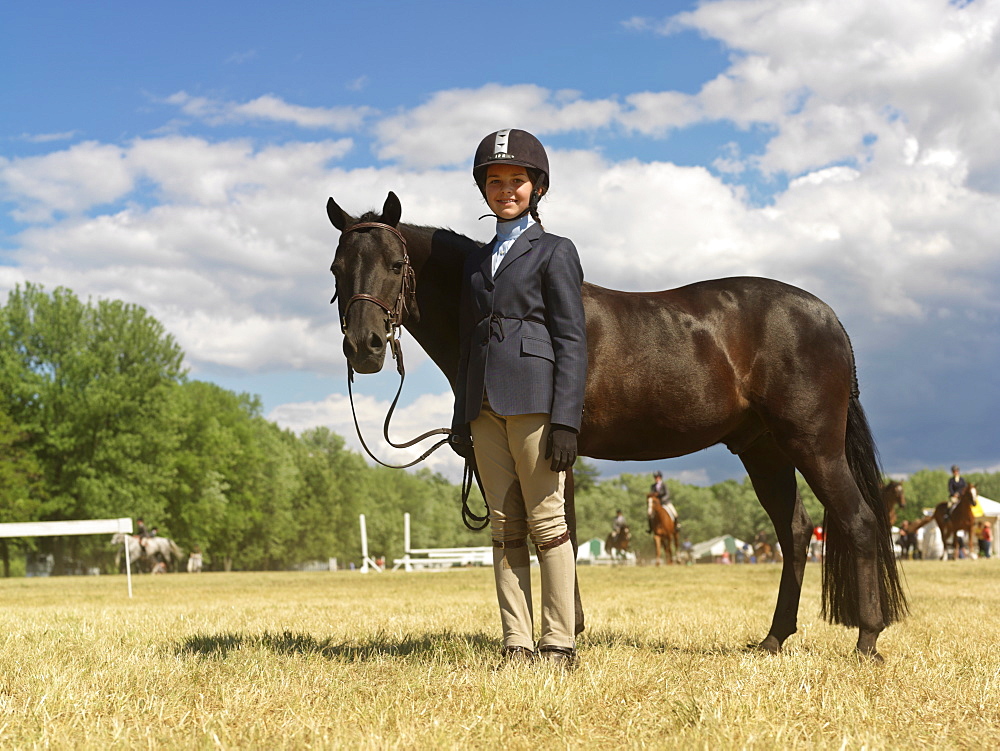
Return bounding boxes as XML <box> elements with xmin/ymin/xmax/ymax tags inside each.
<box><xmin>520</xmin><ymin>335</ymin><xmax>554</xmax><ymax>362</ymax></box>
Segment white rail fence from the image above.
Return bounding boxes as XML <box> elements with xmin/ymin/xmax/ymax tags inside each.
<box><xmin>0</xmin><ymin>518</ymin><xmax>135</xmax><ymax>596</ymax></box>
<box><xmin>392</xmin><ymin>513</ymin><xmax>492</xmax><ymax>571</ymax></box>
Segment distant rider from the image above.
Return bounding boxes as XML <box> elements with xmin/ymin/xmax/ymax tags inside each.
<box><xmin>945</xmin><ymin>465</ymin><xmax>967</xmax><ymax>521</ymax></box>
<box><xmin>135</xmin><ymin>517</ymin><xmax>151</xmax><ymax>554</ymax></box>
<box><xmin>648</xmin><ymin>471</ymin><xmax>678</xmax><ymax>533</ymax></box>
<box><xmin>612</xmin><ymin>509</ymin><xmax>627</xmax><ymax>545</ymax></box>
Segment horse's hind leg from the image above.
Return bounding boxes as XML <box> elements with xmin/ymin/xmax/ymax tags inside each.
<box><xmin>740</xmin><ymin>435</ymin><xmax>812</xmax><ymax>653</ymax></box>
<box><xmin>798</xmin><ymin>454</ymin><xmax>891</xmax><ymax>657</ymax></box>
<box><xmin>565</xmin><ymin>467</ymin><xmax>586</xmax><ymax>635</ymax></box>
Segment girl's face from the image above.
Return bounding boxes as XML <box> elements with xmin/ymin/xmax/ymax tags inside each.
<box><xmin>484</xmin><ymin>163</ymin><xmax>535</xmax><ymax>220</ymax></box>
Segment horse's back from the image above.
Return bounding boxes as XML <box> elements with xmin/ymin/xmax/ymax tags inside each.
<box><xmin>580</xmin><ymin>277</ymin><xmax>854</xmax><ymax>459</ymax></box>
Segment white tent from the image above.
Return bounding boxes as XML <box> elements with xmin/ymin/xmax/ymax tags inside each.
<box><xmin>577</xmin><ymin>537</ymin><xmax>636</xmax><ymax>565</ymax></box>
<box><xmin>691</xmin><ymin>535</ymin><xmax>749</xmax><ymax>561</ymax></box>
<box><xmin>975</xmin><ymin>495</ymin><xmax>1000</xmax><ymax>517</ymax></box>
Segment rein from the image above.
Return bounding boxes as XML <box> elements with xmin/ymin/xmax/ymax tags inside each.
<box><xmin>335</xmin><ymin>220</ymin><xmax>489</xmax><ymax>530</ymax></box>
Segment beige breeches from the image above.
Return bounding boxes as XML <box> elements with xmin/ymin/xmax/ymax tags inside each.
<box><xmin>471</xmin><ymin>403</ymin><xmax>576</xmax><ymax>650</ymax></box>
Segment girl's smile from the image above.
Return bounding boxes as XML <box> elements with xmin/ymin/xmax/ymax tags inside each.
<box><xmin>485</xmin><ymin>163</ymin><xmax>536</xmax><ymax>220</ymax></box>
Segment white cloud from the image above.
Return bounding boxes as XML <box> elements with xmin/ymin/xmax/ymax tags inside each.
<box><xmin>0</xmin><ymin>142</ymin><xmax>133</xmax><ymax>221</ymax></box>
<box><xmin>373</xmin><ymin>84</ymin><xmax>621</xmax><ymax>169</ymax></box>
<box><xmin>164</xmin><ymin>91</ymin><xmax>373</xmax><ymax>130</ymax></box>
<box><xmin>662</xmin><ymin>0</ymin><xmax>1000</xmax><ymax>182</ymax></box>
<box><xmin>16</xmin><ymin>131</ymin><xmax>80</xmax><ymax>144</ymax></box>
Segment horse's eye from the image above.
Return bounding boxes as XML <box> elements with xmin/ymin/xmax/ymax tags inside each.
<box><xmin>391</xmin><ymin>260</ymin><xmax>405</xmax><ymax>273</ymax></box>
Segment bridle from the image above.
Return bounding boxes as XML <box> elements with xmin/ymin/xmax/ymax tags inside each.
<box><xmin>336</xmin><ymin>221</ymin><xmax>414</xmax><ymax>344</ymax></box>
<box><xmin>333</xmin><ymin>220</ymin><xmax>488</xmax><ymax>530</ymax></box>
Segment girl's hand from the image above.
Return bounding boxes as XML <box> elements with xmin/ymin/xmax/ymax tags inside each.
<box><xmin>546</xmin><ymin>425</ymin><xmax>577</xmax><ymax>472</ymax></box>
<box><xmin>449</xmin><ymin>431</ymin><xmax>475</xmax><ymax>462</ymax></box>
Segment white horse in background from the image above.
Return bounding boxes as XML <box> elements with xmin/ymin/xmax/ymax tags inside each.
<box><xmin>111</xmin><ymin>533</ymin><xmax>183</xmax><ymax>572</ymax></box>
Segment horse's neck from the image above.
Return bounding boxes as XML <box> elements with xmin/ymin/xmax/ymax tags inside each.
<box><xmin>399</xmin><ymin>223</ymin><xmax>472</xmax><ymax>385</ymax></box>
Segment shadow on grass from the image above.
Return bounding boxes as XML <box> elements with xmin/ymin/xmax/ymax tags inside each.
<box><xmin>177</xmin><ymin>628</ymin><xmax>772</xmax><ymax>662</ymax></box>
<box><xmin>175</xmin><ymin>629</ymin><xmax>496</xmax><ymax>662</ymax></box>
<box><xmin>580</xmin><ymin>627</ymin><xmax>771</xmax><ymax>657</ymax></box>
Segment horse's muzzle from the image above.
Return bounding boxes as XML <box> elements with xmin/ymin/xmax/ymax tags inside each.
<box><xmin>343</xmin><ymin>328</ymin><xmax>388</xmax><ymax>374</ymax></box>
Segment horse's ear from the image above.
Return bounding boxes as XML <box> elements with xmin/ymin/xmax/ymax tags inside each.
<box><xmin>382</xmin><ymin>191</ymin><xmax>402</xmax><ymax>227</ymax></box>
<box><xmin>327</xmin><ymin>197</ymin><xmax>352</xmax><ymax>231</ymax></box>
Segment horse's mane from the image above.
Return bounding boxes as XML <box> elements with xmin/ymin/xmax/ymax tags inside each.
<box><xmin>354</xmin><ymin>206</ymin><xmax>483</xmax><ymax>253</ymax></box>
<box><xmin>404</xmin><ymin>222</ymin><xmax>483</xmax><ymax>252</ymax></box>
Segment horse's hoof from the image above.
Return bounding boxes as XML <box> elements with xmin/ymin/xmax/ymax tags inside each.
<box><xmin>751</xmin><ymin>636</ymin><xmax>782</xmax><ymax>655</ymax></box>
<box><xmin>855</xmin><ymin>647</ymin><xmax>884</xmax><ymax>664</ymax></box>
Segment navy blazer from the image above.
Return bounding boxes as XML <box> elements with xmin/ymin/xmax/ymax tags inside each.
<box><xmin>453</xmin><ymin>222</ymin><xmax>587</xmax><ymax>431</ymax></box>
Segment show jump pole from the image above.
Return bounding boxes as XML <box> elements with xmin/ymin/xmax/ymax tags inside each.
<box><xmin>0</xmin><ymin>517</ymin><xmax>134</xmax><ymax>597</ymax></box>
<box><xmin>358</xmin><ymin>514</ymin><xmax>383</xmax><ymax>573</ymax></box>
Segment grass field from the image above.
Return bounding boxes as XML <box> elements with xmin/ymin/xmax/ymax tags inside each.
<box><xmin>2</xmin><ymin>560</ymin><xmax>999</xmax><ymax>749</ymax></box>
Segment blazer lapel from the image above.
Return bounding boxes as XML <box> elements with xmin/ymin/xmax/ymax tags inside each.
<box><xmin>479</xmin><ymin>238</ymin><xmax>497</xmax><ymax>289</ymax></box>
<box><xmin>494</xmin><ymin>223</ymin><xmax>542</xmax><ymax>279</ymax></box>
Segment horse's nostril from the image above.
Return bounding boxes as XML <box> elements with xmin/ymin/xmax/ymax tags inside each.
<box><xmin>343</xmin><ymin>337</ymin><xmax>357</xmax><ymax>359</ymax></box>
<box><xmin>368</xmin><ymin>332</ymin><xmax>383</xmax><ymax>352</ymax></box>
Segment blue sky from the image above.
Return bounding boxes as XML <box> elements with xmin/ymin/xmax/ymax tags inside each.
<box><xmin>3</xmin><ymin>0</ymin><xmax>999</xmax><ymax>486</ymax></box>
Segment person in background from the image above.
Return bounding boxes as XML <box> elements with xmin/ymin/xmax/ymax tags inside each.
<box><xmin>898</xmin><ymin>520</ymin><xmax>912</xmax><ymax>560</ymax></box>
<box><xmin>648</xmin><ymin>471</ymin><xmax>678</xmax><ymax>532</ymax></box>
<box><xmin>810</xmin><ymin>525</ymin><xmax>825</xmax><ymax>563</ymax></box>
<box><xmin>948</xmin><ymin>464</ymin><xmax>968</xmax><ymax>500</ymax></box>
<box><xmin>945</xmin><ymin>465</ymin><xmax>968</xmax><ymax>523</ymax></box>
<box><xmin>612</xmin><ymin>509</ymin><xmax>627</xmax><ymax>537</ymax></box>
<box><xmin>978</xmin><ymin>521</ymin><xmax>992</xmax><ymax>559</ymax></box>
<box><xmin>135</xmin><ymin>517</ymin><xmax>150</xmax><ymax>554</ymax></box>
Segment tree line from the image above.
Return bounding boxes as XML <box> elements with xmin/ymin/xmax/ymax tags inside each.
<box><xmin>1</xmin><ymin>284</ymin><xmax>996</xmax><ymax>575</ymax></box>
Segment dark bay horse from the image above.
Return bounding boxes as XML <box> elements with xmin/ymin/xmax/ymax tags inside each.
<box><xmin>648</xmin><ymin>494</ymin><xmax>679</xmax><ymax>566</ymax></box>
<box><xmin>605</xmin><ymin>526</ymin><xmax>631</xmax><ymax>561</ymax></box>
<box><xmin>326</xmin><ymin>192</ymin><xmax>906</xmax><ymax>659</ymax></box>
<box><xmin>882</xmin><ymin>480</ymin><xmax>906</xmax><ymax>526</ymax></box>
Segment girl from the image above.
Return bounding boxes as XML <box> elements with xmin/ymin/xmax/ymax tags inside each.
<box><xmin>451</xmin><ymin>129</ymin><xmax>588</xmax><ymax>666</ymax></box>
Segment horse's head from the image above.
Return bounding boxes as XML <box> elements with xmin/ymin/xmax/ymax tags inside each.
<box><xmin>891</xmin><ymin>480</ymin><xmax>905</xmax><ymax>508</ymax></box>
<box><xmin>962</xmin><ymin>483</ymin><xmax>978</xmax><ymax>506</ymax></box>
<box><xmin>327</xmin><ymin>192</ymin><xmax>418</xmax><ymax>374</ymax></box>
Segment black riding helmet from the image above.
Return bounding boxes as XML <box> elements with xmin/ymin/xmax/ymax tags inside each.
<box><xmin>473</xmin><ymin>129</ymin><xmax>549</xmax><ymax>217</ymax></box>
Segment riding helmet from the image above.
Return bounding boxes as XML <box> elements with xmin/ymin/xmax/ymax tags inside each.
<box><xmin>473</xmin><ymin>128</ymin><xmax>550</xmax><ymax>195</ymax></box>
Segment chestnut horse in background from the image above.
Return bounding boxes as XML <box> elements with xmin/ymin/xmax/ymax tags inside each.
<box><xmin>882</xmin><ymin>480</ymin><xmax>906</xmax><ymax>526</ymax></box>
<box><xmin>326</xmin><ymin>192</ymin><xmax>906</xmax><ymax>659</ymax></box>
<box><xmin>648</xmin><ymin>493</ymin><xmax>679</xmax><ymax>566</ymax></box>
<box><xmin>933</xmin><ymin>484</ymin><xmax>979</xmax><ymax>559</ymax></box>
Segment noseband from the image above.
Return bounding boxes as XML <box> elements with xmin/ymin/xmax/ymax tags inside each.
<box><xmin>337</xmin><ymin>221</ymin><xmax>414</xmax><ymax>337</ymax></box>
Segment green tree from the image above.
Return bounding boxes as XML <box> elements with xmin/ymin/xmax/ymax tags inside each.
<box><xmin>0</xmin><ymin>408</ymin><xmax>45</xmax><ymax>576</ymax></box>
<box><xmin>0</xmin><ymin>284</ymin><xmax>185</xmax><ymax>571</ymax></box>
<box><xmin>572</xmin><ymin>459</ymin><xmax>600</xmax><ymax>493</ymax></box>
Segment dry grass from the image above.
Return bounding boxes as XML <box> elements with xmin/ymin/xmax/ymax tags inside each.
<box><xmin>2</xmin><ymin>560</ymin><xmax>999</xmax><ymax>749</ymax></box>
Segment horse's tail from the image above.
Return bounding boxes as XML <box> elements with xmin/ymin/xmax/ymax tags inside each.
<box><xmin>822</xmin><ymin>395</ymin><xmax>908</xmax><ymax>627</ymax></box>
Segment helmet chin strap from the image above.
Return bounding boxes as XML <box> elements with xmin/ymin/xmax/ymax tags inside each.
<box><xmin>478</xmin><ymin>209</ymin><xmax>531</xmax><ymax>222</ymax></box>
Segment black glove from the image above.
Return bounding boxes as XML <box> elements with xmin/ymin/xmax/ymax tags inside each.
<box><xmin>546</xmin><ymin>424</ymin><xmax>577</xmax><ymax>472</ymax></box>
<box><xmin>449</xmin><ymin>430</ymin><xmax>475</xmax><ymax>462</ymax></box>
